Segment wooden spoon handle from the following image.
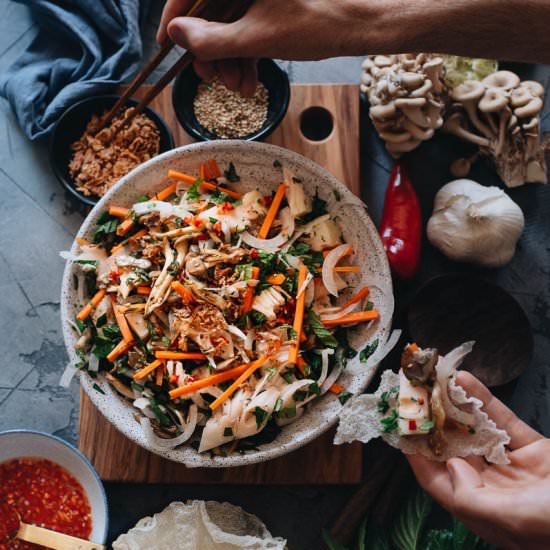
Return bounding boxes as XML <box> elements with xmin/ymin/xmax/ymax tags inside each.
<box><xmin>17</xmin><ymin>522</ymin><xmax>105</xmax><ymax>550</ymax></box>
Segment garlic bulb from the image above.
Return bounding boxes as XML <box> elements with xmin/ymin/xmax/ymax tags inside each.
<box><xmin>427</xmin><ymin>179</ymin><xmax>524</xmax><ymax>267</ymax></box>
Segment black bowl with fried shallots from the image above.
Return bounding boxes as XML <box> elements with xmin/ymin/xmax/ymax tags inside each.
<box><xmin>50</xmin><ymin>95</ymin><xmax>175</xmax><ymax>206</ymax></box>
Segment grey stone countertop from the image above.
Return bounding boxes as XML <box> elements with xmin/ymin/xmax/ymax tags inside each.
<box><xmin>1</xmin><ymin>2</ymin><xmax>550</xmax><ymax>549</ymax></box>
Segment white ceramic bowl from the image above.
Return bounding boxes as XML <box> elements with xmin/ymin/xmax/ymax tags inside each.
<box><xmin>61</xmin><ymin>141</ymin><xmax>394</xmax><ymax>468</ymax></box>
<box><xmin>0</xmin><ymin>430</ymin><xmax>108</xmax><ymax>545</ymax></box>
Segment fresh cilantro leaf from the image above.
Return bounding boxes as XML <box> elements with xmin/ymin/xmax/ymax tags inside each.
<box><xmin>294</xmin><ymin>390</ymin><xmax>307</xmax><ymax>402</ymax></box>
<box><xmin>359</xmin><ymin>339</ymin><xmax>379</xmax><ymax>362</ymax></box>
<box><xmin>419</xmin><ymin>420</ymin><xmax>434</xmax><ymax>431</ymax></box>
<box><xmin>338</xmin><ymin>391</ymin><xmax>353</xmax><ymax>405</ymax></box>
<box><xmin>253</xmin><ymin>406</ymin><xmax>270</xmax><ymax>428</ymax></box>
<box><xmin>137</xmin><ymin>195</ymin><xmax>150</xmax><ymax>203</ymax></box>
<box><xmin>300</xmin><ymin>188</ymin><xmax>327</xmax><ymax>223</ymax></box>
<box><xmin>169</xmin><ymin>260</ymin><xmax>180</xmax><ymax>276</ymax></box>
<box><xmin>380</xmin><ymin>409</ymin><xmax>399</xmax><ymax>433</ymax></box>
<box><xmin>279</xmin><ymin>323</ymin><xmax>297</xmax><ymax>339</ymax></box>
<box><xmin>96</xmin><ymin>313</ymin><xmax>107</xmax><ymax>328</ymax></box>
<box><xmin>75</xmin><ymin>259</ymin><xmax>98</xmax><ymax>267</ymax></box>
<box><xmin>249</xmin><ymin>311</ymin><xmax>266</xmax><ymax>327</ymax></box>
<box><xmin>282</xmin><ymin>371</ymin><xmax>294</xmax><ymax>384</ymax></box>
<box><xmin>365</xmin><ymin>300</ymin><xmax>374</xmax><ymax>311</ymax></box>
<box><xmin>224</xmin><ymin>162</ymin><xmax>240</xmax><ymax>182</ymax></box>
<box><xmin>287</xmin><ymin>242</ymin><xmax>311</xmax><ymax>256</ymax></box>
<box><xmin>279</xmin><ymin>403</ymin><xmax>296</xmax><ymax>418</ymax></box>
<box><xmin>93</xmin><ymin>213</ymin><xmax>119</xmax><ymax>244</ymax></box>
<box><xmin>208</xmin><ymin>216</ymin><xmax>218</xmax><ymax>224</ymax></box>
<box><xmin>223</xmin><ymin>427</ymin><xmax>234</xmax><ymax>437</ymax></box>
<box><xmin>186</xmin><ymin>178</ymin><xmax>202</xmax><ymax>200</ymax></box>
<box><xmin>334</xmin><ymin>329</ymin><xmax>357</xmax><ymax>359</ymax></box>
<box><xmin>235</xmin><ymin>263</ymin><xmax>254</xmax><ymax>280</ymax></box>
<box><xmin>92</xmin><ymin>383</ymin><xmax>105</xmax><ymax>395</ymax></box>
<box><xmin>377</xmin><ymin>386</ymin><xmax>399</xmax><ymax>414</ymax></box>
<box><xmin>309</xmin><ymin>382</ymin><xmax>321</xmax><ymax>396</ymax></box>
<box><xmin>150</xmin><ymin>399</ymin><xmax>171</xmax><ymax>426</ymax></box>
<box><xmin>307</xmin><ymin>309</ymin><xmax>338</xmax><ymax>348</ymax></box>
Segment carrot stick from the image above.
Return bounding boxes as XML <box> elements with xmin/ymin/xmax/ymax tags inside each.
<box><xmin>171</xmin><ymin>281</ymin><xmax>194</xmax><ymax>305</ymax></box>
<box><xmin>288</xmin><ymin>265</ymin><xmax>308</xmax><ymax>364</ymax></box>
<box><xmin>154</xmin><ymin>182</ymin><xmax>178</xmax><ymax>201</ymax></box>
<box><xmin>107</xmin><ymin>339</ymin><xmax>132</xmax><ymax>362</ymax></box>
<box><xmin>129</xmin><ymin>228</ymin><xmax>147</xmax><ymax>241</ymax></box>
<box><xmin>76</xmin><ymin>288</ymin><xmax>106</xmax><ymax>321</ymax></box>
<box><xmin>209</xmin><ymin>356</ymin><xmax>269</xmax><ymax>411</ymax></box>
<box><xmin>108</xmin><ymin>206</ymin><xmax>130</xmax><ymax>218</ymax></box>
<box><xmin>329</xmin><ymin>383</ymin><xmax>344</xmax><ymax>394</ymax></box>
<box><xmin>136</xmin><ymin>286</ymin><xmax>151</xmax><ymax>295</ymax></box>
<box><xmin>266</xmin><ymin>273</ymin><xmax>286</xmax><ymax>285</ymax></box>
<box><xmin>200</xmin><ymin>163</ymin><xmax>212</xmax><ymax>181</ymax></box>
<box><xmin>168</xmin><ymin>169</ymin><xmax>241</xmax><ymax>200</ymax></box>
<box><xmin>76</xmin><ymin>238</ymin><xmax>89</xmax><ymax>246</ymax></box>
<box><xmin>155</xmin><ymin>364</ymin><xmax>164</xmax><ymax>386</ymax></box>
<box><xmin>207</xmin><ymin>159</ymin><xmax>221</xmax><ymax>178</ymax></box>
<box><xmin>116</xmin><ymin>218</ymin><xmax>134</xmax><ymax>237</ymax></box>
<box><xmin>339</xmin><ymin>286</ymin><xmax>370</xmax><ymax>311</ymax></box>
<box><xmin>322</xmin><ymin>310</ymin><xmax>379</xmax><ymax>327</ymax></box>
<box><xmin>169</xmin><ymin>362</ymin><xmax>251</xmax><ymax>400</ymax></box>
<box><xmin>333</xmin><ymin>266</ymin><xmax>360</xmax><ymax>273</ymax></box>
<box><xmin>155</xmin><ymin>351</ymin><xmax>206</xmax><ymax>361</ymax></box>
<box><xmin>133</xmin><ymin>359</ymin><xmax>164</xmax><ymax>381</ymax></box>
<box><xmin>112</xmin><ymin>298</ymin><xmax>135</xmax><ymax>343</ymax></box>
<box><xmin>241</xmin><ymin>266</ymin><xmax>260</xmax><ymax>314</ymax></box>
<box><xmin>258</xmin><ymin>183</ymin><xmax>286</xmax><ymax>239</ymax></box>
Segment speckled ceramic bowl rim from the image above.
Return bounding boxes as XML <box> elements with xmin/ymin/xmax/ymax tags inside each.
<box><xmin>61</xmin><ymin>140</ymin><xmax>394</xmax><ymax>468</ymax></box>
<box><xmin>0</xmin><ymin>429</ymin><xmax>109</xmax><ymax>544</ymax></box>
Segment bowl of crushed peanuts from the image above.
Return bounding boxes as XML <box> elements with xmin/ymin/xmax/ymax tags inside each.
<box><xmin>172</xmin><ymin>58</ymin><xmax>290</xmax><ymax>142</ymax></box>
<box><xmin>50</xmin><ymin>95</ymin><xmax>175</xmax><ymax>206</ymax></box>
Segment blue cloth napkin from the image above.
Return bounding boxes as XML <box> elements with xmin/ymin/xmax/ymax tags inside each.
<box><xmin>0</xmin><ymin>0</ymin><xmax>151</xmax><ymax>140</ymax></box>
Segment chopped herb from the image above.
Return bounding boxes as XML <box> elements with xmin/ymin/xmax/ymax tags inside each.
<box><xmin>235</xmin><ymin>263</ymin><xmax>254</xmax><ymax>280</ymax></box>
<box><xmin>137</xmin><ymin>194</ymin><xmax>150</xmax><ymax>203</ymax></box>
<box><xmin>150</xmin><ymin>399</ymin><xmax>171</xmax><ymax>426</ymax></box>
<box><xmin>186</xmin><ymin>179</ymin><xmax>202</xmax><ymax>200</ymax></box>
<box><xmin>333</xmin><ymin>189</ymin><xmax>341</xmax><ymax>201</ymax></box>
<box><xmin>365</xmin><ymin>301</ymin><xmax>374</xmax><ymax>311</ymax></box>
<box><xmin>131</xmin><ymin>382</ymin><xmax>144</xmax><ymax>393</ymax></box>
<box><xmin>380</xmin><ymin>409</ymin><xmax>399</xmax><ymax>433</ymax></box>
<box><xmin>279</xmin><ymin>323</ymin><xmax>297</xmax><ymax>340</ymax></box>
<box><xmin>287</xmin><ymin>242</ymin><xmax>311</xmax><ymax>256</ymax></box>
<box><xmin>96</xmin><ymin>313</ymin><xmax>107</xmax><ymax>327</ymax></box>
<box><xmin>224</xmin><ymin>162</ymin><xmax>240</xmax><ymax>182</ymax></box>
<box><xmin>174</xmin><ymin>217</ymin><xmax>183</xmax><ymax>227</ymax></box>
<box><xmin>338</xmin><ymin>391</ymin><xmax>353</xmax><ymax>405</ymax></box>
<box><xmin>255</xmin><ymin>250</ymin><xmax>278</xmax><ymax>273</ymax></box>
<box><xmin>334</xmin><ymin>328</ymin><xmax>357</xmax><ymax>359</ymax></box>
<box><xmin>169</xmin><ymin>260</ymin><xmax>180</xmax><ymax>276</ymax></box>
<box><xmin>279</xmin><ymin>403</ymin><xmax>296</xmax><ymax>419</ymax></box>
<box><xmin>307</xmin><ymin>309</ymin><xmax>338</xmax><ymax>348</ymax></box>
<box><xmin>309</xmin><ymin>382</ymin><xmax>321</xmax><ymax>396</ymax></box>
<box><xmin>210</xmin><ymin>189</ymin><xmax>237</xmax><ymax>204</ymax></box>
<box><xmin>420</xmin><ymin>420</ymin><xmax>435</xmax><ymax>431</ymax></box>
<box><xmin>134</xmin><ymin>268</ymin><xmax>151</xmax><ymax>284</ymax></box>
<box><xmin>75</xmin><ymin>259</ymin><xmax>98</xmax><ymax>267</ymax></box>
<box><xmin>93</xmin><ymin>213</ymin><xmax>119</xmax><ymax>244</ymax></box>
<box><xmin>282</xmin><ymin>371</ymin><xmax>294</xmax><ymax>384</ymax></box>
<box><xmin>249</xmin><ymin>311</ymin><xmax>266</xmax><ymax>327</ymax></box>
<box><xmin>253</xmin><ymin>406</ymin><xmax>270</xmax><ymax>429</ymax></box>
<box><xmin>301</xmin><ymin>188</ymin><xmax>327</xmax><ymax>223</ymax></box>
<box><xmin>92</xmin><ymin>383</ymin><xmax>105</xmax><ymax>394</ymax></box>
<box><xmin>223</xmin><ymin>427</ymin><xmax>234</xmax><ymax>437</ymax></box>
<box><xmin>359</xmin><ymin>338</ymin><xmax>379</xmax><ymax>362</ymax></box>
<box><xmin>294</xmin><ymin>390</ymin><xmax>307</xmax><ymax>402</ymax></box>
<box><xmin>273</xmin><ymin>159</ymin><xmax>282</xmax><ymax>168</ymax></box>
<box><xmin>274</xmin><ymin>398</ymin><xmax>283</xmax><ymax>413</ymax></box>
<box><xmin>208</xmin><ymin>216</ymin><xmax>218</xmax><ymax>224</ymax></box>
<box><xmin>102</xmin><ymin>324</ymin><xmax>122</xmax><ymax>341</ymax></box>
<box><xmin>377</xmin><ymin>386</ymin><xmax>399</xmax><ymax>414</ymax></box>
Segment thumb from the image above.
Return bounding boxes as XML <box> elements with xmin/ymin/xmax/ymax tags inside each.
<box><xmin>167</xmin><ymin>17</ymin><xmax>246</xmax><ymax>61</ymax></box>
<box><xmin>447</xmin><ymin>458</ymin><xmax>483</xmax><ymax>494</ymax></box>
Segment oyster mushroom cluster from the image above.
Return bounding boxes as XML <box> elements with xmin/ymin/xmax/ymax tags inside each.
<box><xmin>361</xmin><ymin>54</ymin><xmax>446</xmax><ymax>157</ymax></box>
<box><xmin>445</xmin><ymin>70</ymin><xmax>547</xmax><ymax>187</ymax></box>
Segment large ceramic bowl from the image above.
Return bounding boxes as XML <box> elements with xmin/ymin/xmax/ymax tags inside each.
<box><xmin>60</xmin><ymin>141</ymin><xmax>394</xmax><ymax>468</ymax></box>
<box><xmin>0</xmin><ymin>430</ymin><xmax>108</xmax><ymax>545</ymax></box>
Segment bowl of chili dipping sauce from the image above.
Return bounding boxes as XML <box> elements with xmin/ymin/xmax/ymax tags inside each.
<box><xmin>0</xmin><ymin>430</ymin><xmax>108</xmax><ymax>549</ymax></box>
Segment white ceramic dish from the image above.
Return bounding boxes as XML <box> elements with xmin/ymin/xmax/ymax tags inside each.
<box><xmin>0</xmin><ymin>430</ymin><xmax>108</xmax><ymax>545</ymax></box>
<box><xmin>60</xmin><ymin>141</ymin><xmax>394</xmax><ymax>468</ymax></box>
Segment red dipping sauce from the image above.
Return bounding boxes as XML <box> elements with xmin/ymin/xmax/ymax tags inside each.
<box><xmin>0</xmin><ymin>458</ymin><xmax>92</xmax><ymax>550</ymax></box>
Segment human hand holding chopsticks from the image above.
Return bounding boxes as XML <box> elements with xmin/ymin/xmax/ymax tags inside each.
<box><xmin>158</xmin><ymin>0</ymin><xmax>550</xmax><ymax>95</ymax></box>
<box><xmin>408</xmin><ymin>371</ymin><xmax>550</xmax><ymax>550</ymax></box>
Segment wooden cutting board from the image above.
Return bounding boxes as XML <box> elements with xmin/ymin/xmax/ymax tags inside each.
<box><xmin>78</xmin><ymin>84</ymin><xmax>363</xmax><ymax>484</ymax></box>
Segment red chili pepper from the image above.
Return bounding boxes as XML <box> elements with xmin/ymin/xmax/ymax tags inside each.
<box><xmin>409</xmin><ymin>419</ymin><xmax>417</xmax><ymax>431</ymax></box>
<box><xmin>250</xmin><ymin>248</ymin><xmax>258</xmax><ymax>259</ymax></box>
<box><xmin>108</xmin><ymin>271</ymin><xmax>120</xmax><ymax>283</ymax></box>
<box><xmin>263</xmin><ymin>195</ymin><xmax>273</xmax><ymax>207</ymax></box>
<box><xmin>379</xmin><ymin>162</ymin><xmax>422</xmax><ymax>280</ymax></box>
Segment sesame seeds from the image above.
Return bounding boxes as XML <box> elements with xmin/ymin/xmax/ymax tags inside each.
<box><xmin>193</xmin><ymin>77</ymin><xmax>269</xmax><ymax>138</ymax></box>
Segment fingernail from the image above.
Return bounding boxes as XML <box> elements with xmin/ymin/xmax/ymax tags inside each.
<box><xmin>168</xmin><ymin>23</ymin><xmax>187</xmax><ymax>48</ymax></box>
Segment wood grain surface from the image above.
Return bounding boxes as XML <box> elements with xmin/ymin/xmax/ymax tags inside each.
<box><xmin>78</xmin><ymin>84</ymin><xmax>363</xmax><ymax>484</ymax></box>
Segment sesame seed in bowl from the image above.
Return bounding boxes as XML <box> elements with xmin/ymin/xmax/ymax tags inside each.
<box><xmin>172</xmin><ymin>58</ymin><xmax>290</xmax><ymax>142</ymax></box>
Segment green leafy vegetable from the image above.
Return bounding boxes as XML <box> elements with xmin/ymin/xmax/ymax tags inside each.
<box><xmin>321</xmin><ymin>530</ymin><xmax>348</xmax><ymax>550</ymax></box>
<box><xmin>309</xmin><ymin>382</ymin><xmax>321</xmax><ymax>396</ymax></box>
<box><xmin>150</xmin><ymin>399</ymin><xmax>171</xmax><ymax>426</ymax></box>
<box><xmin>338</xmin><ymin>391</ymin><xmax>353</xmax><ymax>405</ymax></box>
<box><xmin>186</xmin><ymin>179</ymin><xmax>202</xmax><ymax>200</ymax></box>
<box><xmin>279</xmin><ymin>404</ymin><xmax>296</xmax><ymax>418</ymax></box>
<box><xmin>223</xmin><ymin>427</ymin><xmax>234</xmax><ymax>437</ymax></box>
<box><xmin>380</xmin><ymin>409</ymin><xmax>399</xmax><ymax>433</ymax></box>
<box><xmin>287</xmin><ymin>242</ymin><xmax>311</xmax><ymax>256</ymax></box>
<box><xmin>307</xmin><ymin>309</ymin><xmax>338</xmax><ymax>348</ymax></box>
<box><xmin>253</xmin><ymin>406</ymin><xmax>270</xmax><ymax>429</ymax></box>
<box><xmin>391</xmin><ymin>488</ymin><xmax>432</xmax><ymax>550</ymax></box>
<box><xmin>224</xmin><ymin>162</ymin><xmax>240</xmax><ymax>182</ymax></box>
<box><xmin>377</xmin><ymin>386</ymin><xmax>399</xmax><ymax>414</ymax></box>
<box><xmin>93</xmin><ymin>212</ymin><xmax>119</xmax><ymax>244</ymax></box>
<box><xmin>92</xmin><ymin>383</ymin><xmax>105</xmax><ymax>395</ymax></box>
<box><xmin>301</xmin><ymin>188</ymin><xmax>328</xmax><ymax>222</ymax></box>
<box><xmin>360</xmin><ymin>339</ymin><xmax>379</xmax><ymax>362</ymax></box>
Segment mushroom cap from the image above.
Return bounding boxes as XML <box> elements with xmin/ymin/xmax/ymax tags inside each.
<box><xmin>373</xmin><ymin>55</ymin><xmax>393</xmax><ymax>68</ymax></box>
<box><xmin>394</xmin><ymin>97</ymin><xmax>427</xmax><ymax>108</ymax></box>
<box><xmin>451</xmin><ymin>80</ymin><xmax>485</xmax><ymax>102</ymax></box>
<box><xmin>369</xmin><ymin>102</ymin><xmax>397</xmax><ymax>120</ymax></box>
<box><xmin>479</xmin><ymin>88</ymin><xmax>508</xmax><ymax>112</ymax></box>
<box><xmin>400</xmin><ymin>72</ymin><xmax>425</xmax><ymax>89</ymax></box>
<box><xmin>510</xmin><ymin>86</ymin><xmax>534</xmax><ymax>108</ymax></box>
<box><xmin>514</xmin><ymin>96</ymin><xmax>543</xmax><ymax>119</ymax></box>
<box><xmin>522</xmin><ymin>117</ymin><xmax>539</xmax><ymax>132</ymax></box>
<box><xmin>522</xmin><ymin>80</ymin><xmax>545</xmax><ymax>97</ymax></box>
<box><xmin>482</xmin><ymin>70</ymin><xmax>520</xmax><ymax>90</ymax></box>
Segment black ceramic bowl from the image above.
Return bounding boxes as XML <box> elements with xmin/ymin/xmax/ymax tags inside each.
<box><xmin>172</xmin><ymin>58</ymin><xmax>290</xmax><ymax>142</ymax></box>
<box><xmin>50</xmin><ymin>95</ymin><xmax>175</xmax><ymax>207</ymax></box>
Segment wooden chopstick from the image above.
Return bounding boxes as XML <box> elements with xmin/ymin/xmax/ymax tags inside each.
<box><xmin>97</xmin><ymin>0</ymin><xmax>211</xmax><ymax>130</ymax></box>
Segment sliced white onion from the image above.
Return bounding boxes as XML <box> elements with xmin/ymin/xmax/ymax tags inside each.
<box><xmin>281</xmin><ymin>254</ymin><xmax>302</xmax><ymax>270</ymax></box>
<box><xmin>244</xmin><ymin>329</ymin><xmax>255</xmax><ymax>351</ymax></box>
<box><xmin>59</xmin><ymin>363</ymin><xmax>78</xmax><ymax>388</ymax></box>
<box><xmin>296</xmin><ymin>270</ymin><xmax>314</xmax><ymax>300</ymax></box>
<box><xmin>305</xmin><ymin>278</ymin><xmax>315</xmax><ymax>307</ymax></box>
<box><xmin>227</xmin><ymin>324</ymin><xmax>247</xmax><ymax>341</ymax></box>
<box><xmin>88</xmin><ymin>354</ymin><xmax>100</xmax><ymax>372</ymax></box>
<box><xmin>321</xmin><ymin>363</ymin><xmax>344</xmax><ymax>395</ymax></box>
<box><xmin>133</xmin><ymin>397</ymin><xmax>155</xmax><ymax>418</ymax></box>
<box><xmin>320</xmin><ymin>301</ymin><xmax>360</xmax><ymax>322</ymax></box>
<box><xmin>281</xmin><ymin>214</ymin><xmax>331</xmax><ymax>251</ymax></box>
<box><xmin>317</xmin><ymin>348</ymin><xmax>334</xmax><ymax>387</ymax></box>
<box><xmin>132</xmin><ymin>200</ymin><xmax>192</xmax><ymax>220</ymax></box>
<box><xmin>198</xmin><ymin>238</ymin><xmax>215</xmax><ymax>252</ymax></box>
<box><xmin>322</xmin><ymin>244</ymin><xmax>352</xmax><ymax>297</ymax></box>
<box><xmin>436</xmin><ymin>342</ymin><xmax>476</xmax><ymax>426</ymax></box>
<box><xmin>240</xmin><ymin>231</ymin><xmax>289</xmax><ymax>252</ymax></box>
<box><xmin>279</xmin><ymin>378</ymin><xmax>315</xmax><ymax>402</ymax></box>
<box><xmin>140</xmin><ymin>404</ymin><xmax>198</xmax><ymax>449</ymax></box>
